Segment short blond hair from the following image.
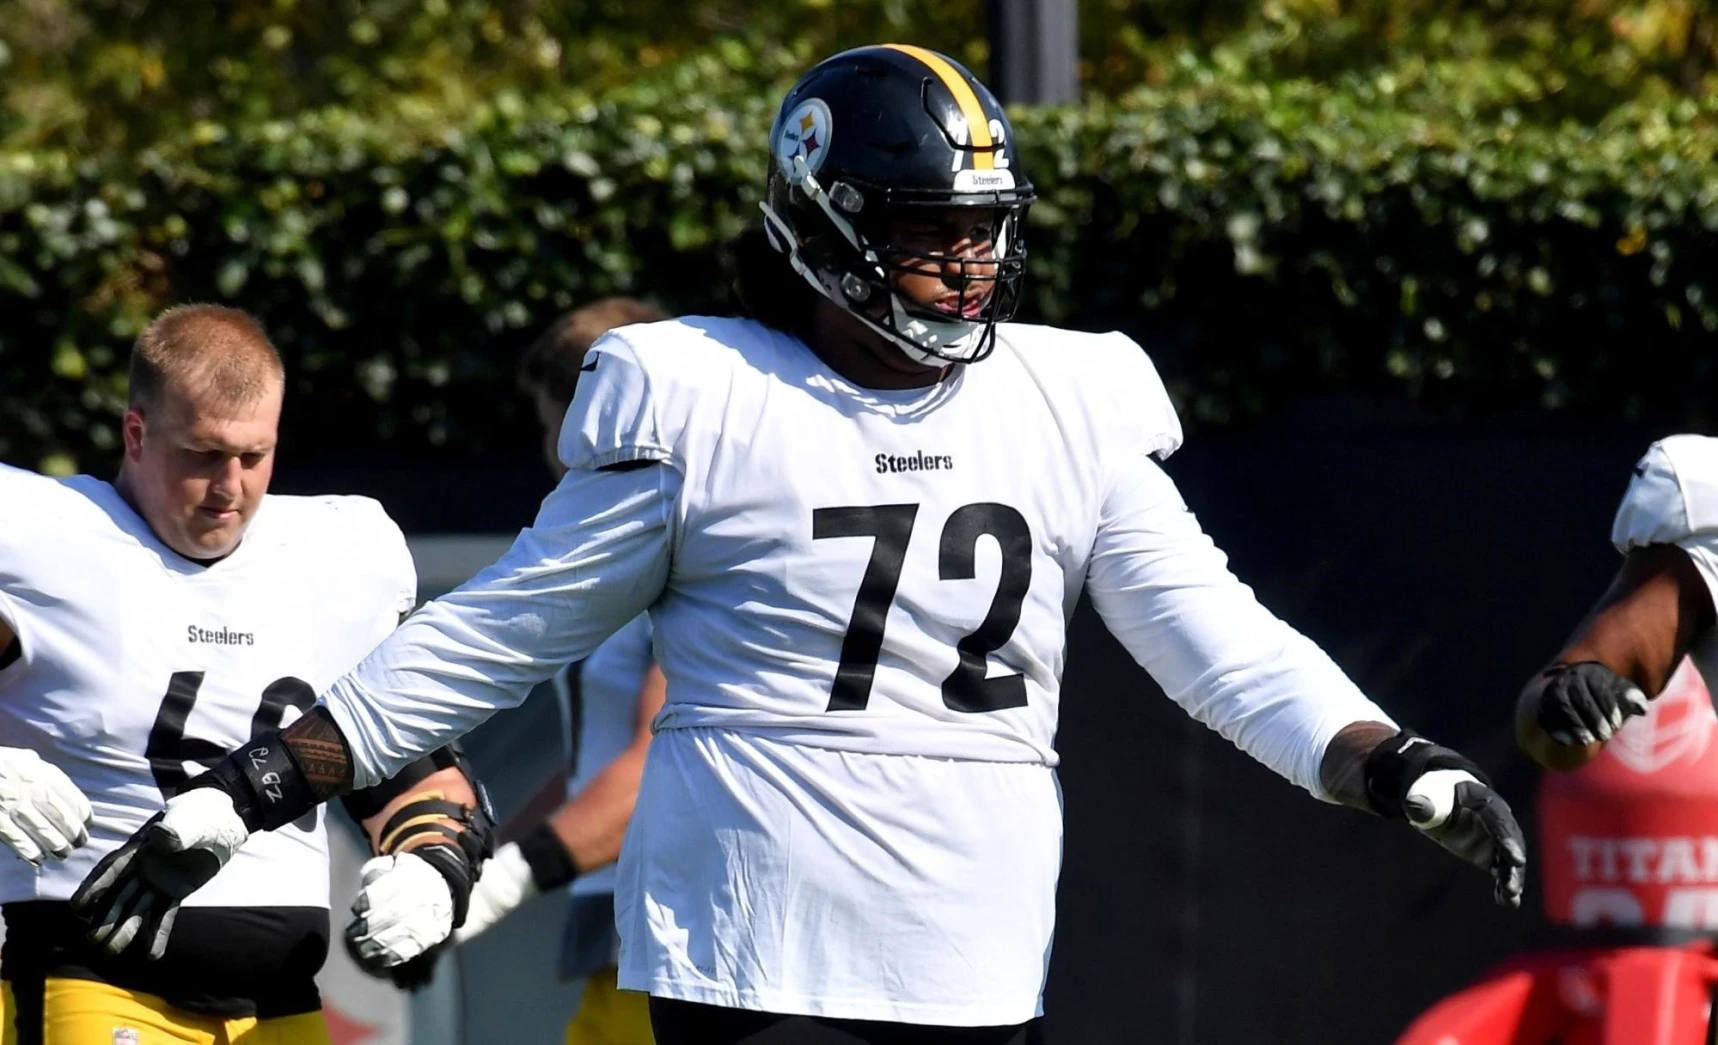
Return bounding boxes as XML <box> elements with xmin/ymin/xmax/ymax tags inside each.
<box><xmin>128</xmin><ymin>305</ymin><xmax>284</xmax><ymax>414</ymax></box>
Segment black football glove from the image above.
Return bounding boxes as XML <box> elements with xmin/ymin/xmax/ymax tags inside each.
<box><xmin>1536</xmin><ymin>661</ymin><xmax>1649</xmax><ymax>747</ymax></box>
<box><xmin>1364</xmin><ymin>730</ymin><xmax>1528</xmax><ymax>909</ymax></box>
<box><xmin>72</xmin><ymin>731</ymin><xmax>319</xmax><ymax>959</ymax></box>
<box><xmin>70</xmin><ymin>788</ymin><xmax>251</xmax><ymax>958</ymax></box>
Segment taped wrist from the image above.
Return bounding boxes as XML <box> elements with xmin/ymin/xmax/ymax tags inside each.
<box><xmin>1362</xmin><ymin>730</ymin><xmax>1489</xmax><ymax>821</ymax></box>
<box><xmin>517</xmin><ymin>824</ymin><xmax>579</xmax><ymax>893</ymax></box>
<box><xmin>375</xmin><ymin>790</ymin><xmax>497</xmax><ymax>876</ymax></box>
<box><xmin>182</xmin><ymin>732</ymin><xmax>319</xmax><ymax>832</ymax></box>
<box><xmin>375</xmin><ymin>788</ymin><xmax>495</xmax><ymax>931</ymax></box>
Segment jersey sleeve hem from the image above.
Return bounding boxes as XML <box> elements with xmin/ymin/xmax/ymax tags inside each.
<box><xmin>1102</xmin><ymin>331</ymin><xmax>1183</xmax><ymax>462</ymax></box>
<box><xmin>375</xmin><ymin>503</ymin><xmax>419</xmax><ymax>616</ymax></box>
<box><xmin>558</xmin><ymin>330</ymin><xmax>677</xmax><ymax>474</ymax></box>
<box><xmin>1304</xmin><ymin>705</ymin><xmax>1400</xmax><ymax>804</ymax></box>
<box><xmin>319</xmin><ymin>679</ymin><xmax>386</xmax><ymax>791</ymax></box>
<box><xmin>583</xmin><ymin>446</ymin><xmax>674</xmax><ymax>470</ymax></box>
<box><xmin>1610</xmin><ymin>437</ymin><xmax>1718</xmax><ymax>553</ymax></box>
<box><xmin>1675</xmin><ymin>536</ymin><xmax>1718</xmax><ymax>619</ymax></box>
<box><xmin>0</xmin><ymin>587</ymin><xmax>25</xmax><ymax>679</ymax></box>
<box><xmin>344</xmin><ymin>495</ymin><xmax>420</xmax><ymax>617</ymax></box>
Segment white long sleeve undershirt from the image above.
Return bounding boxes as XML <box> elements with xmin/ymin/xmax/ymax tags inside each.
<box><xmin>321</xmin><ymin>450</ymin><xmax>1389</xmax><ymax>797</ymax></box>
<box><xmin>322</xmin><ymin>464</ymin><xmax>677</xmax><ymax>789</ymax></box>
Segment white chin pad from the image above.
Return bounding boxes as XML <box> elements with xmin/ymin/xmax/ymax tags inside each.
<box><xmin>887</xmin><ymin>297</ymin><xmax>982</xmax><ymax>364</ymax></box>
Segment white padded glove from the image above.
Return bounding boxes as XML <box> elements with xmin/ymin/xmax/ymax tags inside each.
<box><xmin>346</xmin><ymin>852</ymin><xmax>456</xmax><ymax>967</ymax></box>
<box><xmin>0</xmin><ymin>746</ymin><xmax>93</xmax><ymax>866</ymax></box>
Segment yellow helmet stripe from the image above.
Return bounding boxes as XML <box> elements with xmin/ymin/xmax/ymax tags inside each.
<box><xmin>882</xmin><ymin>43</ymin><xmax>996</xmax><ymax>170</ymax></box>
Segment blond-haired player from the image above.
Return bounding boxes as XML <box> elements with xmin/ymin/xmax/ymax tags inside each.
<box><xmin>0</xmin><ymin>306</ymin><xmax>491</xmax><ymax>1043</ymax></box>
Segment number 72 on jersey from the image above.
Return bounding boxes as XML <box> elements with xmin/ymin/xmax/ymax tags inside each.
<box><xmin>814</xmin><ymin>501</ymin><xmax>1034</xmax><ymax>716</ymax></box>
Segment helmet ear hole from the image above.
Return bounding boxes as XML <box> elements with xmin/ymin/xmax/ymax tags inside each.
<box><xmin>830</xmin><ymin>181</ymin><xmax>866</xmax><ymax>214</ymax></box>
<box><xmin>840</xmin><ymin>274</ymin><xmax>872</xmax><ymax>303</ymax></box>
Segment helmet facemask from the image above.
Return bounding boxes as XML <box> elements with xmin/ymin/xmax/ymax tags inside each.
<box><xmin>762</xmin><ymin>156</ymin><xmax>1032</xmax><ymax>367</ymax></box>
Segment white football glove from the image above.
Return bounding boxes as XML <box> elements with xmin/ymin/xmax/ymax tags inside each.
<box><xmin>346</xmin><ymin>852</ymin><xmax>456</xmax><ymax>968</ymax></box>
<box><xmin>0</xmin><ymin>747</ymin><xmax>93</xmax><ymax>866</ymax></box>
<box><xmin>71</xmin><ymin>786</ymin><xmax>251</xmax><ymax>958</ymax></box>
<box><xmin>453</xmin><ymin>841</ymin><xmax>539</xmax><ymax>944</ymax></box>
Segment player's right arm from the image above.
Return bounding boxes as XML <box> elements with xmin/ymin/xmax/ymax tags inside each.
<box><xmin>0</xmin><ymin>469</ymin><xmax>95</xmax><ymax>867</ymax></box>
<box><xmin>1516</xmin><ymin>439</ymin><xmax>1718</xmax><ymax>770</ymax></box>
<box><xmin>313</xmin><ymin>463</ymin><xmax>675</xmax><ymax>794</ymax></box>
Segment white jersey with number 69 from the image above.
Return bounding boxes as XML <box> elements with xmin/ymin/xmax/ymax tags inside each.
<box><xmin>0</xmin><ymin>466</ymin><xmax>415</xmax><ymax>908</ymax></box>
<box><xmin>321</xmin><ymin>316</ymin><xmax>1392</xmax><ymax>1025</ymax></box>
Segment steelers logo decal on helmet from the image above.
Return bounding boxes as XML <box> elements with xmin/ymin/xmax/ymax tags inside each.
<box><xmin>776</xmin><ymin>98</ymin><xmax>833</xmax><ymax>178</ymax></box>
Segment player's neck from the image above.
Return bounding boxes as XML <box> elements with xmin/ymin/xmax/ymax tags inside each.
<box><xmin>804</xmin><ymin>302</ymin><xmax>950</xmax><ymax>391</ymax></box>
<box><xmin>112</xmin><ymin>469</ymin><xmax>235</xmax><ymax>568</ymax></box>
<box><xmin>112</xmin><ymin>468</ymin><xmax>141</xmax><ymax>518</ymax></box>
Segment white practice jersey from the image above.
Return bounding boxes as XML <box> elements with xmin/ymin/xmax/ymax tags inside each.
<box><xmin>0</xmin><ymin>465</ymin><xmax>415</xmax><ymax>908</ymax></box>
<box><xmin>565</xmin><ymin>612</ymin><xmax>652</xmax><ymax>899</ymax></box>
<box><xmin>322</xmin><ymin>316</ymin><xmax>1392</xmax><ymax>1024</ymax></box>
<box><xmin>1612</xmin><ymin>435</ymin><xmax>1718</xmax><ymax>686</ymax></box>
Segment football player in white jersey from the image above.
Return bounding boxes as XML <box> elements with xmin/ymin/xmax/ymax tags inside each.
<box><xmin>1516</xmin><ymin>436</ymin><xmax>1718</xmax><ymax>771</ymax></box>
<box><xmin>0</xmin><ymin>305</ymin><xmax>494</xmax><ymax>1044</ymax></box>
<box><xmin>418</xmin><ymin>298</ymin><xmax>669</xmax><ymax>1045</ymax></box>
<box><xmin>78</xmin><ymin>48</ymin><xmax>1528</xmax><ymax>1045</ymax></box>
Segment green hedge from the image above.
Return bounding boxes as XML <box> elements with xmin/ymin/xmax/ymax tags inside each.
<box><xmin>5</xmin><ymin>59</ymin><xmax>1718</xmax><ymax>472</ymax></box>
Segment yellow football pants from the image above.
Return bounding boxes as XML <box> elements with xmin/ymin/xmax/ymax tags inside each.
<box><xmin>1</xmin><ymin>979</ymin><xmax>331</xmax><ymax>1045</ymax></box>
<box><xmin>564</xmin><ymin>968</ymin><xmax>653</xmax><ymax>1045</ymax></box>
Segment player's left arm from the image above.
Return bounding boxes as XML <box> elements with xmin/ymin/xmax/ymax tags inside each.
<box><xmin>454</xmin><ymin>664</ymin><xmax>666</xmax><ymax>944</ymax></box>
<box><xmin>1514</xmin><ymin>440</ymin><xmax>1718</xmax><ymax>771</ymax></box>
<box><xmin>353</xmin><ymin>764</ymin><xmax>483</xmax><ymax>858</ymax></box>
<box><xmin>1086</xmin><ymin>452</ymin><xmax>1526</xmax><ymax>907</ymax></box>
<box><xmin>1514</xmin><ymin>544</ymin><xmax>1712</xmax><ymax>771</ymax></box>
<box><xmin>539</xmin><ymin>663</ymin><xmax>663</xmax><ymax>871</ymax></box>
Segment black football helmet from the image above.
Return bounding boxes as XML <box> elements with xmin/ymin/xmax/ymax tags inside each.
<box><xmin>762</xmin><ymin>44</ymin><xmax>1036</xmax><ymax>365</ymax></box>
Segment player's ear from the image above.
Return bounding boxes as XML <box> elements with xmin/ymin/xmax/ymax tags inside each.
<box><xmin>121</xmin><ymin>407</ymin><xmax>148</xmax><ymax>463</ymax></box>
